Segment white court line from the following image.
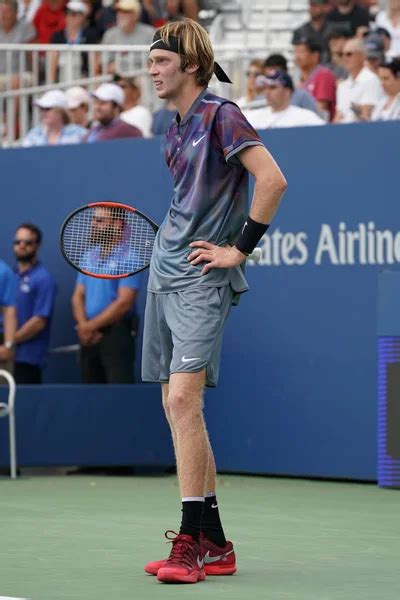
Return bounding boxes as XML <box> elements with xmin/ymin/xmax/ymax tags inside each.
<box><xmin>0</xmin><ymin>596</ymin><xmax>30</xmax><ymax>599</ymax></box>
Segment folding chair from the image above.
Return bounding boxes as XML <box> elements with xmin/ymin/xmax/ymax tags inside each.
<box><xmin>0</xmin><ymin>369</ymin><xmax>17</xmax><ymax>479</ymax></box>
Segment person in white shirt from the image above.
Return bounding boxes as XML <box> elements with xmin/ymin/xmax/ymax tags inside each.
<box><xmin>372</xmin><ymin>58</ymin><xmax>400</xmax><ymax>121</ymax></box>
<box><xmin>376</xmin><ymin>0</ymin><xmax>400</xmax><ymax>59</ymax></box>
<box><xmin>243</xmin><ymin>70</ymin><xmax>325</xmax><ymax>130</ymax></box>
<box><xmin>335</xmin><ymin>37</ymin><xmax>384</xmax><ymax>123</ymax></box>
<box><xmin>115</xmin><ymin>74</ymin><xmax>152</xmax><ymax>137</ymax></box>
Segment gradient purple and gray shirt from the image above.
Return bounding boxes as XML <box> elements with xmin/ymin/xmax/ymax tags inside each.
<box><xmin>148</xmin><ymin>88</ymin><xmax>264</xmax><ymax>293</ymax></box>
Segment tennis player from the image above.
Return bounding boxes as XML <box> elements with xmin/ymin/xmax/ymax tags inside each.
<box><xmin>142</xmin><ymin>19</ymin><xmax>287</xmax><ymax>584</ymax></box>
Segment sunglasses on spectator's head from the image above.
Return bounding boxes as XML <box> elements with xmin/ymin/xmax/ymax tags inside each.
<box><xmin>14</xmin><ymin>239</ymin><xmax>36</xmax><ymax>246</ymax></box>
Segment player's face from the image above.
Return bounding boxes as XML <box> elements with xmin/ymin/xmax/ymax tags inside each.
<box><xmin>148</xmin><ymin>49</ymin><xmax>186</xmax><ymax>100</ymax></box>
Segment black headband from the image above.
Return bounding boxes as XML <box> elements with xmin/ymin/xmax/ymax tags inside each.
<box><xmin>149</xmin><ymin>33</ymin><xmax>232</xmax><ymax>84</ymax></box>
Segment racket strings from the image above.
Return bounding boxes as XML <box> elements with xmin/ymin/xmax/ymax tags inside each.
<box><xmin>62</xmin><ymin>206</ymin><xmax>156</xmax><ymax>276</ymax></box>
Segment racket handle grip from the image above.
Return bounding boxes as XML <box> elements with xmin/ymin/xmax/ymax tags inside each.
<box><xmin>247</xmin><ymin>247</ymin><xmax>261</xmax><ymax>263</ymax></box>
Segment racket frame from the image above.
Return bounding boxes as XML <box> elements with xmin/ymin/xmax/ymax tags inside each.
<box><xmin>60</xmin><ymin>201</ymin><xmax>159</xmax><ymax>279</ymax></box>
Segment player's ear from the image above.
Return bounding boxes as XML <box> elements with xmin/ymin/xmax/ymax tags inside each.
<box><xmin>185</xmin><ymin>63</ymin><xmax>199</xmax><ymax>75</ymax></box>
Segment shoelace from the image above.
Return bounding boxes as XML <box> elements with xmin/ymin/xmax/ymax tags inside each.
<box><xmin>164</xmin><ymin>530</ymin><xmax>198</xmax><ymax>569</ymax></box>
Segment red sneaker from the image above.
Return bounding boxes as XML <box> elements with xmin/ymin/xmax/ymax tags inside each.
<box><xmin>144</xmin><ymin>532</ymin><xmax>237</xmax><ymax>577</ymax></box>
<box><xmin>156</xmin><ymin>531</ymin><xmax>206</xmax><ymax>584</ymax></box>
<box><xmin>200</xmin><ymin>533</ymin><xmax>237</xmax><ymax>575</ymax></box>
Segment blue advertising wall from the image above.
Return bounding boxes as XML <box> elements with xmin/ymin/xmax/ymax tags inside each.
<box><xmin>1</xmin><ymin>122</ymin><xmax>399</xmax><ymax>479</ymax></box>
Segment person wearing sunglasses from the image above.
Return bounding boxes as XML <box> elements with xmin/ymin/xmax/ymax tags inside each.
<box><xmin>335</xmin><ymin>37</ymin><xmax>384</xmax><ymax>122</ymax></box>
<box><xmin>12</xmin><ymin>223</ymin><xmax>56</xmax><ymax>384</ymax></box>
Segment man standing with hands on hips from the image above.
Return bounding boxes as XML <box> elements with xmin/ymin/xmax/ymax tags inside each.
<box><xmin>142</xmin><ymin>19</ymin><xmax>287</xmax><ymax>584</ymax></box>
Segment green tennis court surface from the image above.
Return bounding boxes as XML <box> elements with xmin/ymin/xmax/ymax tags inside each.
<box><xmin>1</xmin><ymin>474</ymin><xmax>399</xmax><ymax>600</ymax></box>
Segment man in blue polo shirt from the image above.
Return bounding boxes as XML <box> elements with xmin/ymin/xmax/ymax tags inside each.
<box><xmin>13</xmin><ymin>223</ymin><xmax>57</xmax><ymax>384</ymax></box>
<box><xmin>0</xmin><ymin>258</ymin><xmax>17</xmax><ymax>375</ymax></box>
<box><xmin>71</xmin><ymin>205</ymin><xmax>141</xmax><ymax>383</ymax></box>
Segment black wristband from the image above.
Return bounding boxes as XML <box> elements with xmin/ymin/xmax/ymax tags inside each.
<box><xmin>235</xmin><ymin>216</ymin><xmax>269</xmax><ymax>255</ymax></box>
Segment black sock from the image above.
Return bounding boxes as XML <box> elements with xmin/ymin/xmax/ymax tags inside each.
<box><xmin>201</xmin><ymin>495</ymin><xmax>227</xmax><ymax>547</ymax></box>
<box><xmin>179</xmin><ymin>500</ymin><xmax>204</xmax><ymax>541</ymax></box>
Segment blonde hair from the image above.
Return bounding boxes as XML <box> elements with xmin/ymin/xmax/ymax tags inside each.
<box><xmin>156</xmin><ymin>18</ymin><xmax>214</xmax><ymax>86</ymax></box>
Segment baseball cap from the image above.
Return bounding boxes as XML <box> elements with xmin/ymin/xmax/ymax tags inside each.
<box><xmin>364</xmin><ymin>33</ymin><xmax>385</xmax><ymax>59</ymax></box>
<box><xmin>34</xmin><ymin>90</ymin><xmax>68</xmax><ymax>109</ymax></box>
<box><xmin>256</xmin><ymin>70</ymin><xmax>294</xmax><ymax>91</ymax></box>
<box><xmin>66</xmin><ymin>86</ymin><xmax>91</xmax><ymax>109</ymax></box>
<box><xmin>91</xmin><ymin>83</ymin><xmax>125</xmax><ymax>106</ymax></box>
<box><xmin>66</xmin><ymin>0</ymin><xmax>89</xmax><ymax>13</ymax></box>
<box><xmin>115</xmin><ymin>0</ymin><xmax>141</xmax><ymax>12</ymax></box>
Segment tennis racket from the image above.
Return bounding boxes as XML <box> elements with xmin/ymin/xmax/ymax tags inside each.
<box><xmin>60</xmin><ymin>201</ymin><xmax>261</xmax><ymax>279</ymax></box>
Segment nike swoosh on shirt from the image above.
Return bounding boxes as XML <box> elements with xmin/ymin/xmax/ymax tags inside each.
<box><xmin>192</xmin><ymin>134</ymin><xmax>206</xmax><ymax>147</ymax></box>
<box><xmin>203</xmin><ymin>550</ymin><xmax>234</xmax><ymax>564</ymax></box>
<box><xmin>181</xmin><ymin>356</ymin><xmax>201</xmax><ymax>363</ymax></box>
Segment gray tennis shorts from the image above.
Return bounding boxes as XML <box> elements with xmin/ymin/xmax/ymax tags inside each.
<box><xmin>141</xmin><ymin>285</ymin><xmax>234</xmax><ymax>387</ymax></box>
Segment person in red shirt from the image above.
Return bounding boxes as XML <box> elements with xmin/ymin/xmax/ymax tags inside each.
<box><xmin>293</xmin><ymin>35</ymin><xmax>336</xmax><ymax>121</ymax></box>
<box><xmin>33</xmin><ymin>0</ymin><xmax>66</xmax><ymax>43</ymax></box>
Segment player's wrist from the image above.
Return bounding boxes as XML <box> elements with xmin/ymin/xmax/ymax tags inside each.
<box><xmin>235</xmin><ymin>216</ymin><xmax>269</xmax><ymax>256</ymax></box>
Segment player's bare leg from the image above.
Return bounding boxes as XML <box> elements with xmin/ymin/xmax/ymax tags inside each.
<box><xmin>167</xmin><ymin>371</ymin><xmax>208</xmax><ymax>498</ymax></box>
<box><xmin>156</xmin><ymin>371</ymin><xmax>208</xmax><ymax>583</ymax></box>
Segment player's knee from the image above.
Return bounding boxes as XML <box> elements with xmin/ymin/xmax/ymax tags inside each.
<box><xmin>167</xmin><ymin>390</ymin><xmax>201</xmax><ymax>422</ymax></box>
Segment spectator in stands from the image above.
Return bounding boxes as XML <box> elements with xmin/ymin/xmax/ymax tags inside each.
<box><xmin>375</xmin><ymin>0</ymin><xmax>400</xmax><ymax>58</ymax></box>
<box><xmin>243</xmin><ymin>70</ymin><xmax>325</xmax><ymax>129</ymax></box>
<box><xmin>326</xmin><ymin>27</ymin><xmax>349</xmax><ymax>80</ymax></box>
<box><xmin>235</xmin><ymin>58</ymin><xmax>265</xmax><ymax>109</ymax></box>
<box><xmin>372</xmin><ymin>58</ymin><xmax>400</xmax><ymax>120</ymax></box>
<box><xmin>101</xmin><ymin>0</ymin><xmax>154</xmax><ymax>73</ymax></box>
<box><xmin>0</xmin><ymin>258</ymin><xmax>16</xmax><ymax>375</ymax></box>
<box><xmin>293</xmin><ymin>36</ymin><xmax>337</xmax><ymax>121</ymax></box>
<box><xmin>66</xmin><ymin>85</ymin><xmax>91</xmax><ymax>128</ymax></box>
<box><xmin>23</xmin><ymin>90</ymin><xmax>87</xmax><ymax>146</ymax></box>
<box><xmin>85</xmin><ymin>82</ymin><xmax>143</xmax><ymax>142</ymax></box>
<box><xmin>0</xmin><ymin>0</ymin><xmax>35</xmax><ymax>89</ymax></box>
<box><xmin>33</xmin><ymin>0</ymin><xmax>66</xmax><ymax>44</ymax></box>
<box><xmin>264</xmin><ymin>53</ymin><xmax>320</xmax><ymax>114</ymax></box>
<box><xmin>326</xmin><ymin>0</ymin><xmax>370</xmax><ymax>37</ymax></box>
<box><xmin>374</xmin><ymin>26</ymin><xmax>393</xmax><ymax>58</ymax></box>
<box><xmin>151</xmin><ymin>99</ymin><xmax>176</xmax><ymax>135</ymax></box>
<box><xmin>292</xmin><ymin>0</ymin><xmax>331</xmax><ymax>64</ymax></box>
<box><xmin>335</xmin><ymin>37</ymin><xmax>384</xmax><ymax>122</ymax></box>
<box><xmin>17</xmin><ymin>0</ymin><xmax>41</xmax><ymax>22</ymax></box>
<box><xmin>71</xmin><ymin>205</ymin><xmax>141</xmax><ymax>383</ymax></box>
<box><xmin>364</xmin><ymin>31</ymin><xmax>385</xmax><ymax>74</ymax></box>
<box><xmin>141</xmin><ymin>0</ymin><xmax>199</xmax><ymax>25</ymax></box>
<box><xmin>114</xmin><ymin>74</ymin><xmax>153</xmax><ymax>137</ymax></box>
<box><xmin>12</xmin><ymin>224</ymin><xmax>56</xmax><ymax>384</ymax></box>
<box><xmin>49</xmin><ymin>1</ymin><xmax>98</xmax><ymax>83</ymax></box>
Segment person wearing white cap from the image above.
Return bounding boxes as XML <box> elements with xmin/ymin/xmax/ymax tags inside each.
<box><xmin>84</xmin><ymin>82</ymin><xmax>143</xmax><ymax>142</ymax></box>
<box><xmin>115</xmin><ymin>74</ymin><xmax>153</xmax><ymax>137</ymax></box>
<box><xmin>101</xmin><ymin>0</ymin><xmax>154</xmax><ymax>73</ymax></box>
<box><xmin>66</xmin><ymin>86</ymin><xmax>91</xmax><ymax>128</ymax></box>
<box><xmin>49</xmin><ymin>0</ymin><xmax>98</xmax><ymax>83</ymax></box>
<box><xmin>23</xmin><ymin>90</ymin><xmax>87</xmax><ymax>147</ymax></box>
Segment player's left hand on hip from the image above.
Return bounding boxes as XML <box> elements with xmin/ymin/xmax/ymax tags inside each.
<box><xmin>188</xmin><ymin>241</ymin><xmax>246</xmax><ymax>275</ymax></box>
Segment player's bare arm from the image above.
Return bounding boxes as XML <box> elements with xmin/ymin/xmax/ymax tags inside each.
<box><xmin>188</xmin><ymin>144</ymin><xmax>287</xmax><ymax>274</ymax></box>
